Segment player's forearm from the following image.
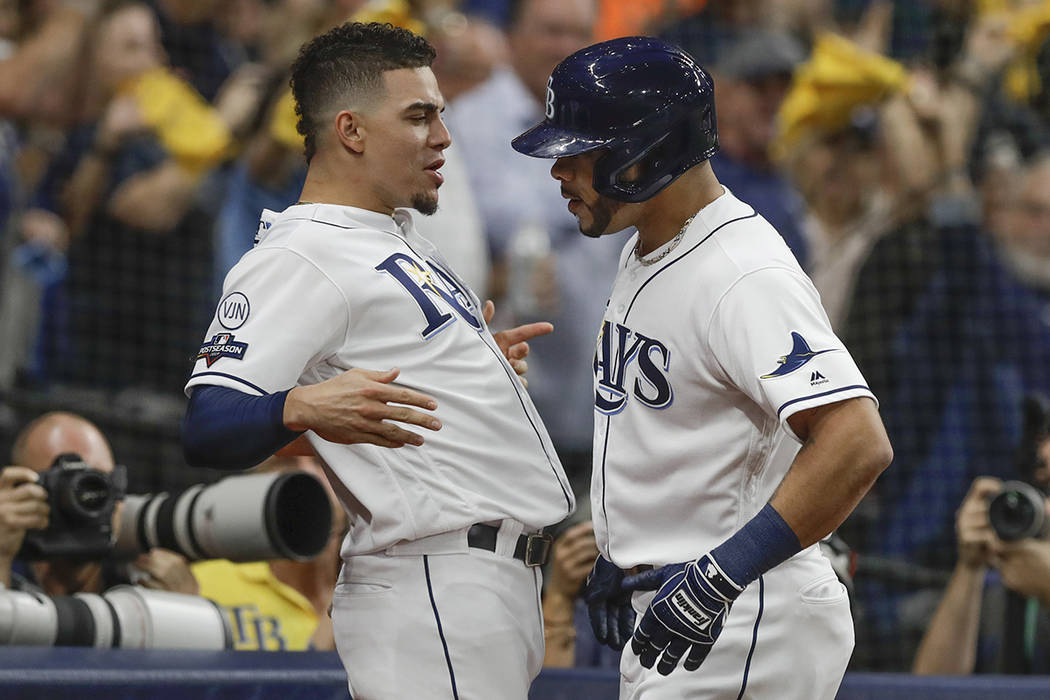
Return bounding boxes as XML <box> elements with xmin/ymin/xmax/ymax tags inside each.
<box><xmin>913</xmin><ymin>563</ymin><xmax>985</xmax><ymax>674</ymax></box>
<box><xmin>182</xmin><ymin>385</ymin><xmax>302</xmax><ymax>470</ymax></box>
<box><xmin>773</xmin><ymin>398</ymin><xmax>892</xmax><ymax>548</ymax></box>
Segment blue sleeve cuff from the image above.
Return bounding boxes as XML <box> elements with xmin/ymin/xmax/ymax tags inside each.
<box><xmin>710</xmin><ymin>503</ymin><xmax>802</xmax><ymax>587</ymax></box>
<box><xmin>182</xmin><ymin>385</ymin><xmax>302</xmax><ymax>470</ymax></box>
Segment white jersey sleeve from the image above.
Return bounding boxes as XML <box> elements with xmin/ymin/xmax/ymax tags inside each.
<box><xmin>706</xmin><ymin>265</ymin><xmax>875</xmax><ymax>441</ymax></box>
<box><xmin>185</xmin><ymin>247</ymin><xmax>348</xmax><ymax>396</ymax></box>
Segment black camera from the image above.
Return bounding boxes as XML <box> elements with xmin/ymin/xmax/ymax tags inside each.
<box><xmin>988</xmin><ymin>481</ymin><xmax>1049</xmax><ymax>541</ymax></box>
<box><xmin>18</xmin><ymin>454</ymin><xmax>127</xmax><ymax>561</ymax></box>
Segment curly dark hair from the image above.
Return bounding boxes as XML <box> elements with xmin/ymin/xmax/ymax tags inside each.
<box><xmin>290</xmin><ymin>22</ymin><xmax>436</xmax><ymax>162</ymax></box>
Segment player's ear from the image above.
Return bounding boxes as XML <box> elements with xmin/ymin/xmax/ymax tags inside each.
<box><xmin>333</xmin><ymin>110</ymin><xmax>366</xmax><ymax>154</ymax></box>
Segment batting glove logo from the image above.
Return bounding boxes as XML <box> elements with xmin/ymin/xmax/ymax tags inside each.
<box><xmin>630</xmin><ymin>553</ymin><xmax>744</xmax><ymax>675</ymax></box>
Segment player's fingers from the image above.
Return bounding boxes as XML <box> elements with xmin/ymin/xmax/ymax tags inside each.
<box><xmin>683</xmin><ymin>642</ymin><xmax>712</xmax><ymax>671</ymax></box>
<box><xmin>346</xmin><ymin>428</ymin><xmax>418</xmax><ymax>449</ymax></box>
<box><xmin>658</xmin><ymin>638</ymin><xmax>689</xmax><ymax>675</ymax></box>
<box><xmin>616</xmin><ymin>602</ymin><xmax>636</xmax><ymax>651</ymax></box>
<box><xmin>375</xmin><ymin>386</ymin><xmax>438</xmax><ymax>411</ymax></box>
<box><xmin>497</xmin><ymin>321</ymin><xmax>554</xmax><ymax>347</ymax></box>
<box><xmin>358</xmin><ymin>367</ymin><xmax>401</xmax><ymax>384</ymax></box>
<box><xmin>631</xmin><ymin>616</ymin><xmax>664</xmax><ymax>663</ymax></box>
<box><xmin>382</xmin><ymin>405</ymin><xmax>443</xmax><ymax>431</ymax></box>
<box><xmin>511</xmin><ymin>359</ymin><xmax>528</xmax><ymax>377</ymax></box>
<box><xmin>483</xmin><ymin>299</ymin><xmax>495</xmax><ymax>324</ymax></box>
<box><xmin>588</xmin><ymin>603</ymin><xmax>608</xmax><ymax>645</ymax></box>
<box><xmin>376</xmin><ymin>421</ymin><xmax>428</xmax><ymax>446</ymax></box>
<box><xmin>507</xmin><ymin>341</ymin><xmax>530</xmax><ymax>361</ymax></box>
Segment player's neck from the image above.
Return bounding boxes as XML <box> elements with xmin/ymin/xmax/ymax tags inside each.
<box><xmin>634</xmin><ymin>165</ymin><xmax>723</xmax><ymax>257</ymax></box>
<box><xmin>298</xmin><ymin>162</ymin><xmax>395</xmax><ymax>216</ymax></box>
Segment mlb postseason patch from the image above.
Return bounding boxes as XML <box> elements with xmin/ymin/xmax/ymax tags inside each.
<box><xmin>217</xmin><ymin>291</ymin><xmax>250</xmax><ymax>330</ymax></box>
<box><xmin>197</xmin><ymin>333</ymin><xmax>248</xmax><ymax>367</ymax></box>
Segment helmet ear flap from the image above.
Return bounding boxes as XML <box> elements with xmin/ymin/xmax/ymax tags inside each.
<box><xmin>592</xmin><ymin>105</ymin><xmax>720</xmax><ymax>203</ymax></box>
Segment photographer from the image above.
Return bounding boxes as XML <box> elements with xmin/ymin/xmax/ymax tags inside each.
<box><xmin>914</xmin><ymin>450</ymin><xmax>1050</xmax><ymax>673</ymax></box>
<box><xmin>0</xmin><ymin>411</ymin><xmax>197</xmax><ymax>595</ymax></box>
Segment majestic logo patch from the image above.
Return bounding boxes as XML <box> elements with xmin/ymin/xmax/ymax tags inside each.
<box><xmin>810</xmin><ymin>370</ymin><xmax>829</xmax><ymax>386</ymax></box>
<box><xmin>760</xmin><ymin>332</ymin><xmax>834</xmax><ymax>379</ymax></box>
<box><xmin>197</xmin><ymin>333</ymin><xmax>248</xmax><ymax>367</ymax></box>
<box><xmin>217</xmin><ymin>292</ymin><xmax>250</xmax><ymax>330</ymax></box>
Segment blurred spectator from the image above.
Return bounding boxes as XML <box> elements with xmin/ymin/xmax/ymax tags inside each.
<box><xmin>193</xmin><ymin>455</ymin><xmax>345</xmax><ymax>651</ymax></box>
<box><xmin>594</xmin><ymin>0</ymin><xmax>706</xmax><ymax>40</ymax></box>
<box><xmin>775</xmin><ymin>31</ymin><xmax>917</xmax><ymax>329</ymax></box>
<box><xmin>0</xmin><ymin>411</ymin><xmax>197</xmax><ymax>595</ymax></box>
<box><xmin>914</xmin><ymin>397</ymin><xmax>1050</xmax><ymax>674</ymax></box>
<box><xmin>541</xmin><ymin>519</ymin><xmax>619</xmax><ymax>669</ymax></box>
<box><xmin>29</xmin><ymin>1</ymin><xmax>229</xmax><ymax>392</ymax></box>
<box><xmin>711</xmin><ymin>30</ymin><xmax>808</xmax><ymax>265</ymax></box>
<box><xmin>913</xmin><ymin>475</ymin><xmax>1050</xmax><ymax>674</ymax></box>
<box><xmin>447</xmin><ymin>0</ymin><xmax>626</xmax><ymax>481</ymax></box>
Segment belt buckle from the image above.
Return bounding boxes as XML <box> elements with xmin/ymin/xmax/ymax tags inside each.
<box><xmin>524</xmin><ymin>533</ymin><xmax>553</xmax><ymax>567</ymax></box>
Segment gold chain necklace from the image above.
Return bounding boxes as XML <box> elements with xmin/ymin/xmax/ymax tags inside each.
<box><xmin>634</xmin><ymin>213</ymin><xmax>697</xmax><ymax>267</ymax></box>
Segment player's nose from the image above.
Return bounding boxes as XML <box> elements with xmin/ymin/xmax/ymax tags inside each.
<box><xmin>431</xmin><ymin>116</ymin><xmax>452</xmax><ymax>151</ymax></box>
<box><xmin>551</xmin><ymin>157</ymin><xmax>573</xmax><ymax>182</ymax></box>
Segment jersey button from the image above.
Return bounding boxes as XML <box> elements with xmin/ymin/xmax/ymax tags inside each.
<box><xmin>616</xmin><ymin>304</ymin><xmax>626</xmax><ymax>313</ymax></box>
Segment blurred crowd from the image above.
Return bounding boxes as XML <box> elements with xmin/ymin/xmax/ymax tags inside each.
<box><xmin>5</xmin><ymin>0</ymin><xmax>1050</xmax><ymax>672</ymax></box>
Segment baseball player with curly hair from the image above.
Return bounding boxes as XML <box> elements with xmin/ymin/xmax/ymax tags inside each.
<box><xmin>514</xmin><ymin>37</ymin><xmax>893</xmax><ymax>698</ymax></box>
<box><xmin>181</xmin><ymin>22</ymin><xmax>574</xmax><ymax>699</ymax></box>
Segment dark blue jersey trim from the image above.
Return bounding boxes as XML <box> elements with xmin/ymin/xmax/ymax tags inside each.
<box><xmin>598</xmin><ymin>415</ymin><xmax>613</xmax><ymax>557</ymax></box>
<box><xmin>424</xmin><ymin>555</ymin><xmax>459</xmax><ymax>700</ymax></box>
<box><xmin>625</xmin><ymin>211</ymin><xmax>758</xmax><ymax>318</ymax></box>
<box><xmin>188</xmin><ymin>371</ymin><xmax>268</xmax><ymax>396</ymax></box>
<box><xmin>737</xmin><ymin>575</ymin><xmax>764</xmax><ymax>700</ymax></box>
<box><xmin>776</xmin><ymin>385</ymin><xmax>870</xmax><ymax>419</ymax></box>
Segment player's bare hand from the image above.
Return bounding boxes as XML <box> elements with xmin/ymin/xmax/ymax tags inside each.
<box><xmin>284</xmin><ymin>367</ymin><xmax>440</xmax><ymax>448</ymax></box>
<box><xmin>133</xmin><ymin>548</ymin><xmax>199</xmax><ymax>595</ymax></box>
<box><xmin>0</xmin><ymin>466</ymin><xmax>49</xmax><ymax>563</ymax></box>
<box><xmin>548</xmin><ymin>521</ymin><xmax>599</xmax><ymax>599</ymax></box>
<box><xmin>483</xmin><ymin>299</ymin><xmax>553</xmax><ymax>387</ymax></box>
<box><xmin>956</xmin><ymin>476</ymin><xmax>1002</xmax><ymax>569</ymax></box>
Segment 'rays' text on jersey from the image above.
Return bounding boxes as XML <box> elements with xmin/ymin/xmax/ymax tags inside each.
<box><xmin>376</xmin><ymin>253</ymin><xmax>482</xmax><ymax>339</ymax></box>
<box><xmin>593</xmin><ymin>320</ymin><xmax>673</xmax><ymax>415</ymax></box>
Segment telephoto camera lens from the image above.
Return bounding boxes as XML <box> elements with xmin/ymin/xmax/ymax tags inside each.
<box><xmin>0</xmin><ymin>586</ymin><xmax>232</xmax><ymax>649</ymax></box>
<box><xmin>114</xmin><ymin>471</ymin><xmax>332</xmax><ymax>562</ymax></box>
<box><xmin>988</xmin><ymin>480</ymin><xmax>1049</xmax><ymax>541</ymax></box>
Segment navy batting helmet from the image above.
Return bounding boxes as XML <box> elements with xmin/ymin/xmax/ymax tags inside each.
<box><xmin>512</xmin><ymin>36</ymin><xmax>718</xmax><ymax>203</ymax></box>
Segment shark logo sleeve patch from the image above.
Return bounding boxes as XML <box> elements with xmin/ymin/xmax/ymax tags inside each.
<box><xmin>760</xmin><ymin>332</ymin><xmax>834</xmax><ymax>379</ymax></box>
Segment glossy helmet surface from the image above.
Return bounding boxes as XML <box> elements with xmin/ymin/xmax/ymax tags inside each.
<box><xmin>512</xmin><ymin>36</ymin><xmax>718</xmax><ymax>202</ymax></box>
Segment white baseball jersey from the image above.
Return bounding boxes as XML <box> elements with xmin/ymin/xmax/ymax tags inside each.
<box><xmin>592</xmin><ymin>188</ymin><xmax>876</xmax><ymax>568</ymax></box>
<box><xmin>186</xmin><ymin>203</ymin><xmax>574</xmax><ymax>554</ymax></box>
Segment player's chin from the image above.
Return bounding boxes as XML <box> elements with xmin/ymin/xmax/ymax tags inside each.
<box><xmin>411</xmin><ymin>191</ymin><xmax>439</xmax><ymax>216</ymax></box>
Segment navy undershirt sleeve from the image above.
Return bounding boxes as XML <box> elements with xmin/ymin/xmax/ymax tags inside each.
<box><xmin>182</xmin><ymin>385</ymin><xmax>302</xmax><ymax>470</ymax></box>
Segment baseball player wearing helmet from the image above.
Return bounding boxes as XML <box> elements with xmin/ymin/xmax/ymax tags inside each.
<box><xmin>181</xmin><ymin>23</ymin><xmax>574</xmax><ymax>699</ymax></box>
<box><xmin>514</xmin><ymin>37</ymin><xmax>893</xmax><ymax>699</ymax></box>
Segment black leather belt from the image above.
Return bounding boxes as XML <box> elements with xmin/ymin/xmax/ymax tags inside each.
<box><xmin>467</xmin><ymin>524</ymin><xmax>552</xmax><ymax>567</ymax></box>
